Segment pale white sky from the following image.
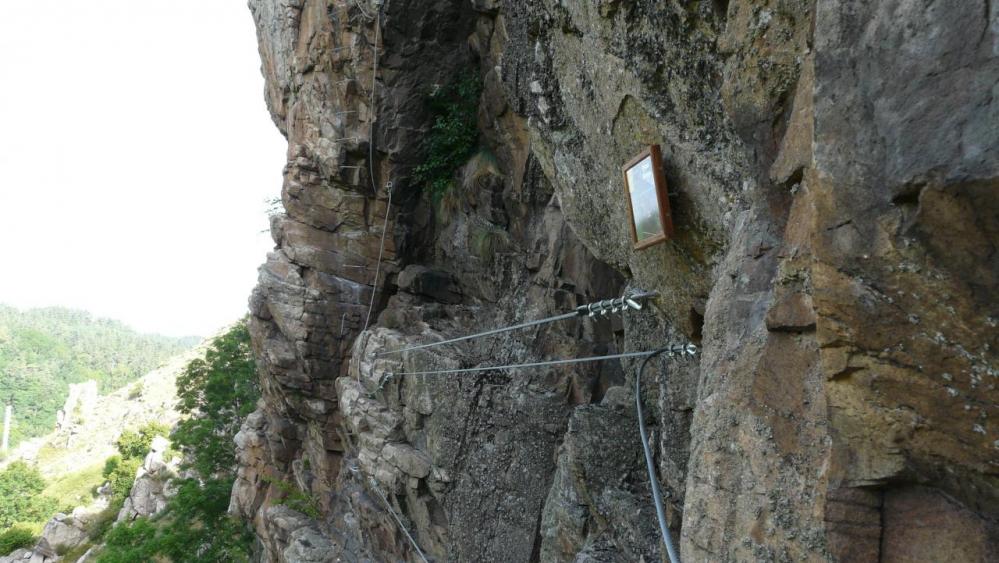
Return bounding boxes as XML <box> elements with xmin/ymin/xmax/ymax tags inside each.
<box><xmin>0</xmin><ymin>1</ymin><xmax>286</xmax><ymax>337</ymax></box>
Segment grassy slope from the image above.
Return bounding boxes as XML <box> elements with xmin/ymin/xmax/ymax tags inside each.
<box><xmin>42</xmin><ymin>463</ymin><xmax>106</xmax><ymax>512</ymax></box>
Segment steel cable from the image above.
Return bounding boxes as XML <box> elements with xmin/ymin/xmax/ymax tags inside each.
<box><xmin>375</xmin><ymin>290</ymin><xmax>658</xmax><ymax>358</ymax></box>
<box><xmin>376</xmin><ymin>311</ymin><xmax>580</xmax><ymax>358</ymax></box>
<box><xmin>382</xmin><ymin>350</ymin><xmax>663</xmax><ymax>378</ymax></box>
<box><xmin>636</xmin><ymin>348</ymin><xmax>682</xmax><ymax>563</ymax></box>
<box><xmin>368</xmin><ymin>477</ymin><xmax>430</xmax><ymax>563</ymax></box>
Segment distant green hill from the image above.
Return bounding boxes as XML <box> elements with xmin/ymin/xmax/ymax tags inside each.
<box><xmin>0</xmin><ymin>306</ymin><xmax>198</xmax><ymax>448</ymax></box>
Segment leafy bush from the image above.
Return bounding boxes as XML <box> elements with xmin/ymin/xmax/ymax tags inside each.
<box><xmin>97</xmin><ymin>518</ymin><xmax>159</xmax><ymax>563</ymax></box>
<box><xmin>0</xmin><ymin>462</ymin><xmax>59</xmax><ymax>530</ymax></box>
<box><xmin>98</xmin><ymin>420</ymin><xmax>171</xmax><ymax>510</ymax></box>
<box><xmin>115</xmin><ymin>422</ymin><xmax>171</xmax><ymax>460</ymax></box>
<box><xmin>101</xmin><ymin>455</ymin><xmax>142</xmax><ymax>501</ymax></box>
<box><xmin>98</xmin><ymin>481</ymin><xmax>253</xmax><ymax>563</ymax></box>
<box><xmin>0</xmin><ymin>523</ymin><xmax>36</xmax><ymax>553</ymax></box>
<box><xmin>412</xmin><ymin>72</ymin><xmax>482</xmax><ymax>199</ymax></box>
<box><xmin>127</xmin><ymin>382</ymin><xmax>144</xmax><ymax>400</ymax></box>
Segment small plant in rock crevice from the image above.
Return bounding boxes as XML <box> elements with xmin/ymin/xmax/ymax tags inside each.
<box><xmin>412</xmin><ymin>72</ymin><xmax>483</xmax><ymax>201</ymax></box>
<box><xmin>263</xmin><ymin>475</ymin><xmax>322</xmax><ymax>520</ymax></box>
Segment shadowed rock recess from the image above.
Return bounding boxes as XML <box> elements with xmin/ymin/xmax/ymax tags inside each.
<box><xmin>233</xmin><ymin>1</ymin><xmax>997</xmax><ymax>561</ymax></box>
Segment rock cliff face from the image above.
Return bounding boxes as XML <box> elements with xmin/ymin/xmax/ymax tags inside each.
<box><xmin>235</xmin><ymin>1</ymin><xmax>998</xmax><ymax>561</ymax></box>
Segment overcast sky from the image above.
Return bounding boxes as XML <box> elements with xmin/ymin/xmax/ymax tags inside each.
<box><xmin>0</xmin><ymin>1</ymin><xmax>286</xmax><ymax>337</ymax></box>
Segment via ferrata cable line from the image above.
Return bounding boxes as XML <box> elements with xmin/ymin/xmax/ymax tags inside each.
<box><xmin>636</xmin><ymin>345</ymin><xmax>693</xmax><ymax>563</ymax></box>
<box><xmin>368</xmin><ymin>477</ymin><xmax>430</xmax><ymax>563</ymax></box>
<box><xmin>347</xmin><ymin>463</ymin><xmax>430</xmax><ymax>563</ymax></box>
<box><xmin>373</xmin><ymin>340</ymin><xmax>695</xmax><ymax>563</ymax></box>
<box><xmin>374</xmin><ymin>289</ymin><xmax>658</xmax><ymax>358</ymax></box>
<box><xmin>363</xmin><ymin>181</ymin><xmax>392</xmax><ymax>334</ymax></box>
<box><xmin>381</xmin><ymin>349</ymin><xmax>673</xmax><ymax>379</ymax></box>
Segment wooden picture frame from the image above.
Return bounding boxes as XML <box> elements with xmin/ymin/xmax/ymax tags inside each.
<box><xmin>622</xmin><ymin>145</ymin><xmax>673</xmax><ymax>250</ymax></box>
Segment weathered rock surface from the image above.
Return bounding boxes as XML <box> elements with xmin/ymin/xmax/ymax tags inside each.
<box><xmin>116</xmin><ymin>435</ymin><xmax>178</xmax><ymax>523</ymax></box>
<box><xmin>0</xmin><ymin>513</ymin><xmax>90</xmax><ymax>563</ymax></box>
<box><xmin>238</xmin><ymin>0</ymin><xmax>998</xmax><ymax>561</ymax></box>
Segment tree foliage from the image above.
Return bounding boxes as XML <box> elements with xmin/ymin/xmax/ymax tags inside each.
<box><xmin>172</xmin><ymin>322</ymin><xmax>258</xmax><ymax>477</ymax></box>
<box><xmin>99</xmin><ymin>478</ymin><xmax>252</xmax><ymax>563</ymax></box>
<box><xmin>101</xmin><ymin>455</ymin><xmax>143</xmax><ymax>502</ymax></box>
<box><xmin>96</xmin><ymin>321</ymin><xmax>259</xmax><ymax>562</ymax></box>
<box><xmin>0</xmin><ymin>462</ymin><xmax>58</xmax><ymax>530</ymax></box>
<box><xmin>0</xmin><ymin>306</ymin><xmax>197</xmax><ymax>447</ymax></box>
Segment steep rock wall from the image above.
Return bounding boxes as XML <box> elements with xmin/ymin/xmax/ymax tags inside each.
<box><xmin>237</xmin><ymin>1</ymin><xmax>998</xmax><ymax>561</ymax></box>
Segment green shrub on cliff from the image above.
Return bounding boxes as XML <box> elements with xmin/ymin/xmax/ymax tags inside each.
<box><xmin>114</xmin><ymin>422</ymin><xmax>171</xmax><ymax>460</ymax></box>
<box><xmin>263</xmin><ymin>475</ymin><xmax>321</xmax><ymax>519</ymax></box>
<box><xmin>101</xmin><ymin>455</ymin><xmax>142</xmax><ymax>502</ymax></box>
<box><xmin>98</xmin><ymin>479</ymin><xmax>252</xmax><ymax>563</ymax></box>
<box><xmin>413</xmin><ymin>72</ymin><xmax>482</xmax><ymax>199</ymax></box>
<box><xmin>0</xmin><ymin>523</ymin><xmax>36</xmax><ymax>554</ymax></box>
<box><xmin>172</xmin><ymin>322</ymin><xmax>258</xmax><ymax>477</ymax></box>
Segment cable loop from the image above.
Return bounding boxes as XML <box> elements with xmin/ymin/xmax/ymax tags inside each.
<box><xmin>635</xmin><ymin>343</ymin><xmax>695</xmax><ymax>563</ymax></box>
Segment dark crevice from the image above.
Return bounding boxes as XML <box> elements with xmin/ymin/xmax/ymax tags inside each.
<box><xmin>527</xmin><ymin>500</ymin><xmax>545</xmax><ymax>563</ymax></box>
<box><xmin>689</xmin><ymin>306</ymin><xmax>704</xmax><ymax>344</ymax></box>
<box><xmin>712</xmin><ymin>0</ymin><xmax>730</xmax><ymax>22</ymax></box>
<box><xmin>891</xmin><ymin>182</ymin><xmax>924</xmax><ymax>207</ymax></box>
<box><xmin>876</xmin><ymin>488</ymin><xmax>886</xmax><ymax>562</ymax></box>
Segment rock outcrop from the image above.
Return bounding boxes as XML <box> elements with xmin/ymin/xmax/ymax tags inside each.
<box><xmin>237</xmin><ymin>1</ymin><xmax>998</xmax><ymax>561</ymax></box>
<box><xmin>0</xmin><ymin>435</ymin><xmax>178</xmax><ymax>563</ymax></box>
<box><xmin>115</xmin><ymin>436</ymin><xmax>178</xmax><ymax>523</ymax></box>
<box><xmin>1</xmin><ymin>514</ymin><xmax>93</xmax><ymax>563</ymax></box>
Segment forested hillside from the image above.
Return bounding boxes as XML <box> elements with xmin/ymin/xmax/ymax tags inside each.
<box><xmin>0</xmin><ymin>322</ymin><xmax>258</xmax><ymax>562</ymax></box>
<box><xmin>0</xmin><ymin>306</ymin><xmax>198</xmax><ymax>447</ymax></box>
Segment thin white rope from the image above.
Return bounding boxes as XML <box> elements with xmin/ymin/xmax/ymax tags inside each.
<box><xmin>363</xmin><ymin>185</ymin><xmax>391</xmax><ymax>334</ymax></box>
<box><xmin>384</xmin><ymin>350</ymin><xmax>666</xmax><ymax>378</ymax></box>
<box><xmin>368</xmin><ymin>477</ymin><xmax>430</xmax><ymax>563</ymax></box>
<box><xmin>361</xmin><ymin>5</ymin><xmax>386</xmax><ymax>335</ymax></box>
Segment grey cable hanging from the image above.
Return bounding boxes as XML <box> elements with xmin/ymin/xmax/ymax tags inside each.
<box><xmin>375</xmin><ymin>289</ymin><xmax>658</xmax><ymax>358</ymax></box>
<box><xmin>636</xmin><ymin>343</ymin><xmax>695</xmax><ymax>563</ymax></box>
<box><xmin>347</xmin><ymin>463</ymin><xmax>430</xmax><ymax>563</ymax></box>
<box><xmin>362</xmin><ymin>181</ymin><xmax>392</xmax><ymax>333</ymax></box>
<box><xmin>368</xmin><ymin>477</ymin><xmax>430</xmax><ymax>563</ymax></box>
<box><xmin>360</xmin><ymin>2</ymin><xmax>387</xmax><ymax>335</ymax></box>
